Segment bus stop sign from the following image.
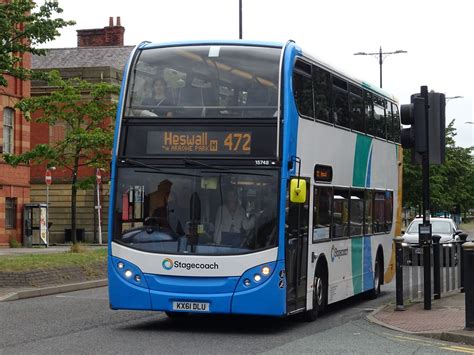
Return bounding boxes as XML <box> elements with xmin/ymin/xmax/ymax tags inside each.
<box><xmin>45</xmin><ymin>169</ymin><xmax>52</xmax><ymax>186</ymax></box>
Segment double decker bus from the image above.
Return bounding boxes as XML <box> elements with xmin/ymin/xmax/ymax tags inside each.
<box><xmin>108</xmin><ymin>40</ymin><xmax>402</xmax><ymax>320</ymax></box>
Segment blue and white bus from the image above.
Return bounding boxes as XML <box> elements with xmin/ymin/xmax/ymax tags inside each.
<box><xmin>108</xmin><ymin>40</ymin><xmax>402</xmax><ymax>320</ymax></box>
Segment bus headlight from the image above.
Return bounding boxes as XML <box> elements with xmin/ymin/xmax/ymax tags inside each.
<box><xmin>244</xmin><ymin>279</ymin><xmax>251</xmax><ymax>287</ymax></box>
<box><xmin>254</xmin><ymin>274</ymin><xmax>262</xmax><ymax>282</ymax></box>
<box><xmin>112</xmin><ymin>256</ymin><xmax>147</xmax><ymax>288</ymax></box>
<box><xmin>261</xmin><ymin>266</ymin><xmax>271</xmax><ymax>276</ymax></box>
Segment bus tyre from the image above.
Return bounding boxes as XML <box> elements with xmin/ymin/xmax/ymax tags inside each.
<box><xmin>304</xmin><ymin>265</ymin><xmax>327</xmax><ymax>322</ymax></box>
<box><xmin>368</xmin><ymin>254</ymin><xmax>382</xmax><ymax>299</ymax></box>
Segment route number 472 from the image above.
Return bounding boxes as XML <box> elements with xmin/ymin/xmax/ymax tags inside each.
<box><xmin>224</xmin><ymin>133</ymin><xmax>251</xmax><ymax>152</ymax></box>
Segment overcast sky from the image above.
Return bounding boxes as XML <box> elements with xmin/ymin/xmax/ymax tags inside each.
<box><xmin>44</xmin><ymin>0</ymin><xmax>473</xmax><ymax>148</ymax></box>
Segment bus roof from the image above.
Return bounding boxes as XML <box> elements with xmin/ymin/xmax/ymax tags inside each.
<box><xmin>141</xmin><ymin>40</ymin><xmax>284</xmax><ymax>50</ymax></box>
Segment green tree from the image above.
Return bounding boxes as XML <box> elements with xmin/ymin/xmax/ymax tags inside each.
<box><xmin>403</xmin><ymin>120</ymin><xmax>474</xmax><ymax>217</ymax></box>
<box><xmin>0</xmin><ymin>0</ymin><xmax>74</xmax><ymax>87</ymax></box>
<box><xmin>4</xmin><ymin>71</ymin><xmax>120</xmax><ymax>244</ymax></box>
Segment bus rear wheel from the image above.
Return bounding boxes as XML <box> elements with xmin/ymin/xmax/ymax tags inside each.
<box><xmin>368</xmin><ymin>254</ymin><xmax>382</xmax><ymax>299</ymax></box>
<box><xmin>304</xmin><ymin>265</ymin><xmax>327</xmax><ymax>322</ymax></box>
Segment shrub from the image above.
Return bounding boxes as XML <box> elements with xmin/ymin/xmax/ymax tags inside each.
<box><xmin>9</xmin><ymin>237</ymin><xmax>21</xmax><ymax>248</ymax></box>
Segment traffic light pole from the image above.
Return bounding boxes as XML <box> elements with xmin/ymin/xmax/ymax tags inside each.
<box><xmin>421</xmin><ymin>85</ymin><xmax>432</xmax><ymax>310</ymax></box>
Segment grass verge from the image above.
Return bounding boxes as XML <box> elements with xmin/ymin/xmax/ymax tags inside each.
<box><xmin>0</xmin><ymin>248</ymin><xmax>107</xmax><ymax>272</ymax></box>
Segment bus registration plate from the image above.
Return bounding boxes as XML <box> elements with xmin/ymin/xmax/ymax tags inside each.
<box><xmin>172</xmin><ymin>301</ymin><xmax>210</xmax><ymax>312</ymax></box>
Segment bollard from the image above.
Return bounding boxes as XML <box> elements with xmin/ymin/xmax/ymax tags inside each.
<box><xmin>394</xmin><ymin>237</ymin><xmax>405</xmax><ymax>311</ymax></box>
<box><xmin>463</xmin><ymin>242</ymin><xmax>474</xmax><ymax>330</ymax></box>
<box><xmin>459</xmin><ymin>233</ymin><xmax>468</xmax><ymax>293</ymax></box>
<box><xmin>432</xmin><ymin>235</ymin><xmax>441</xmax><ymax>300</ymax></box>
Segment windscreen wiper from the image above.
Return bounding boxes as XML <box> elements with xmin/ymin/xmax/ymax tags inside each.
<box><xmin>183</xmin><ymin>158</ymin><xmax>229</xmax><ymax>170</ymax></box>
<box><xmin>119</xmin><ymin>158</ymin><xmax>162</xmax><ymax>172</ymax></box>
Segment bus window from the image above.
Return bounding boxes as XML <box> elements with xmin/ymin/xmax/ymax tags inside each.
<box><xmin>313</xmin><ymin>186</ymin><xmax>332</xmax><ymax>241</ymax></box>
<box><xmin>333</xmin><ymin>189</ymin><xmax>349</xmax><ymax>238</ymax></box>
<box><xmin>350</xmin><ymin>190</ymin><xmax>364</xmax><ymax>236</ymax></box>
<box><xmin>125</xmin><ymin>45</ymin><xmax>280</xmax><ymax>119</ymax></box>
<box><xmin>373</xmin><ymin>192</ymin><xmax>385</xmax><ymax>233</ymax></box>
<box><xmin>363</xmin><ymin>190</ymin><xmax>373</xmax><ymax>235</ymax></box>
<box><xmin>364</xmin><ymin>92</ymin><xmax>375</xmax><ymax>136</ymax></box>
<box><xmin>293</xmin><ymin>60</ymin><xmax>314</xmax><ymax>119</ymax></box>
<box><xmin>392</xmin><ymin>104</ymin><xmax>401</xmax><ymax>143</ymax></box>
<box><xmin>385</xmin><ymin>191</ymin><xmax>393</xmax><ymax>232</ymax></box>
<box><xmin>332</xmin><ymin>77</ymin><xmax>350</xmax><ymax>129</ymax></box>
<box><xmin>373</xmin><ymin>97</ymin><xmax>386</xmax><ymax>139</ymax></box>
<box><xmin>386</xmin><ymin>102</ymin><xmax>394</xmax><ymax>141</ymax></box>
<box><xmin>349</xmin><ymin>85</ymin><xmax>364</xmax><ymax>133</ymax></box>
<box><xmin>313</xmin><ymin>66</ymin><xmax>332</xmax><ymax>123</ymax></box>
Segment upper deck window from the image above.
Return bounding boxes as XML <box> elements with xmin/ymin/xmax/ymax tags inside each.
<box><xmin>125</xmin><ymin>45</ymin><xmax>281</xmax><ymax>119</ymax></box>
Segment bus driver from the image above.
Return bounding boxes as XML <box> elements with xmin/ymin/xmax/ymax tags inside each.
<box><xmin>214</xmin><ymin>190</ymin><xmax>255</xmax><ymax>246</ymax></box>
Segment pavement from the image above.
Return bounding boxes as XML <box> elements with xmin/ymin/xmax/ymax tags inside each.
<box><xmin>368</xmin><ymin>220</ymin><xmax>474</xmax><ymax>346</ymax></box>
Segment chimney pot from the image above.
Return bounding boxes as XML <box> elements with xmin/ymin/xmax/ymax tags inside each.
<box><xmin>116</xmin><ymin>16</ymin><xmax>121</xmax><ymax>26</ymax></box>
<box><xmin>109</xmin><ymin>17</ymin><xmax>113</xmax><ymax>26</ymax></box>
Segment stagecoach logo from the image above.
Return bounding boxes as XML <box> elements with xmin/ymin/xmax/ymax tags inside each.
<box><xmin>161</xmin><ymin>257</ymin><xmax>219</xmax><ymax>271</ymax></box>
<box><xmin>162</xmin><ymin>258</ymin><xmax>174</xmax><ymax>270</ymax></box>
<box><xmin>331</xmin><ymin>245</ymin><xmax>349</xmax><ymax>262</ymax></box>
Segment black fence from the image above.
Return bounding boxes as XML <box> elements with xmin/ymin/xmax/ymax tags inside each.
<box><xmin>394</xmin><ymin>234</ymin><xmax>467</xmax><ymax>310</ymax></box>
<box><xmin>400</xmin><ymin>241</ymin><xmax>463</xmax><ymax>302</ymax></box>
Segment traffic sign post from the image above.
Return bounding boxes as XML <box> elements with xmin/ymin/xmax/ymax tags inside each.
<box><xmin>44</xmin><ymin>169</ymin><xmax>52</xmax><ymax>247</ymax></box>
<box><xmin>96</xmin><ymin>168</ymin><xmax>103</xmax><ymax>245</ymax></box>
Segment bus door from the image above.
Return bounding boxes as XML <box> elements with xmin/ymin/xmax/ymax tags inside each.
<box><xmin>285</xmin><ymin>177</ymin><xmax>310</xmax><ymax>313</ymax></box>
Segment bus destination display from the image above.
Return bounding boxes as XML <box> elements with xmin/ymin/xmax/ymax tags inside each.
<box><xmin>147</xmin><ymin>130</ymin><xmax>252</xmax><ymax>155</ymax></box>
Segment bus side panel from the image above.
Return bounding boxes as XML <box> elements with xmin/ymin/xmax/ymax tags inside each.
<box><xmin>231</xmin><ymin>260</ymin><xmax>286</xmax><ymax>316</ymax></box>
<box><xmin>108</xmin><ymin>257</ymin><xmax>152</xmax><ymax>310</ymax></box>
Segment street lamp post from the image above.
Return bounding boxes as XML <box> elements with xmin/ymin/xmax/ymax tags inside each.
<box><xmin>354</xmin><ymin>46</ymin><xmax>407</xmax><ymax>88</ymax></box>
<box><xmin>239</xmin><ymin>0</ymin><xmax>242</xmax><ymax>39</ymax></box>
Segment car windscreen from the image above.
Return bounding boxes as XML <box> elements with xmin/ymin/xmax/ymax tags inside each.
<box><xmin>407</xmin><ymin>220</ymin><xmax>453</xmax><ymax>234</ymax></box>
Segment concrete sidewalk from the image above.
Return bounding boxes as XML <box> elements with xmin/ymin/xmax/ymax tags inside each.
<box><xmin>368</xmin><ymin>292</ymin><xmax>474</xmax><ymax>345</ymax></box>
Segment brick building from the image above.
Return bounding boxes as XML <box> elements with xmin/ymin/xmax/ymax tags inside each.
<box><xmin>30</xmin><ymin>17</ymin><xmax>133</xmax><ymax>243</ymax></box>
<box><xmin>0</xmin><ymin>14</ymin><xmax>31</xmax><ymax>246</ymax></box>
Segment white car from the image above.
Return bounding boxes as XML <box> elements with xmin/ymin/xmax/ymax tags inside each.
<box><xmin>402</xmin><ymin>217</ymin><xmax>461</xmax><ymax>247</ymax></box>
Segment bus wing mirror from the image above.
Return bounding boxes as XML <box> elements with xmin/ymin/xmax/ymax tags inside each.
<box><xmin>290</xmin><ymin>178</ymin><xmax>306</xmax><ymax>204</ymax></box>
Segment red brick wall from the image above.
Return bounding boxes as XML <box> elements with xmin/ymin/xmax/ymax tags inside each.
<box><xmin>0</xmin><ymin>58</ymin><xmax>31</xmax><ymax>245</ymax></box>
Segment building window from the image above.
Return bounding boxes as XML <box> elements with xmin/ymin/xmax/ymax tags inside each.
<box><xmin>3</xmin><ymin>108</ymin><xmax>14</xmax><ymax>154</ymax></box>
<box><xmin>5</xmin><ymin>198</ymin><xmax>17</xmax><ymax>229</ymax></box>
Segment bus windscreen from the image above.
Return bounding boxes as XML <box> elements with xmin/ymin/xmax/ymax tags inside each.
<box><xmin>125</xmin><ymin>45</ymin><xmax>281</xmax><ymax>119</ymax></box>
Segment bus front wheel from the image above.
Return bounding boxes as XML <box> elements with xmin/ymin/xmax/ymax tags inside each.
<box><xmin>304</xmin><ymin>265</ymin><xmax>327</xmax><ymax>322</ymax></box>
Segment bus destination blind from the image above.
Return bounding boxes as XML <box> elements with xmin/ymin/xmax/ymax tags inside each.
<box><xmin>147</xmin><ymin>130</ymin><xmax>252</xmax><ymax>155</ymax></box>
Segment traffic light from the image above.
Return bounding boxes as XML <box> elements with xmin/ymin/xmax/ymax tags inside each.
<box><xmin>400</xmin><ymin>90</ymin><xmax>446</xmax><ymax>165</ymax></box>
<box><xmin>400</xmin><ymin>94</ymin><xmax>426</xmax><ymax>153</ymax></box>
<box><xmin>427</xmin><ymin>92</ymin><xmax>446</xmax><ymax>164</ymax></box>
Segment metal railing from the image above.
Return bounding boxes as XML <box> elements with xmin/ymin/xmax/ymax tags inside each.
<box><xmin>395</xmin><ymin>235</ymin><xmax>467</xmax><ymax>309</ymax></box>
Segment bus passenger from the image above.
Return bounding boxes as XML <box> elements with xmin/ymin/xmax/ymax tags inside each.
<box><xmin>214</xmin><ymin>190</ymin><xmax>255</xmax><ymax>246</ymax></box>
<box><xmin>142</xmin><ymin>77</ymin><xmax>174</xmax><ymax>117</ymax></box>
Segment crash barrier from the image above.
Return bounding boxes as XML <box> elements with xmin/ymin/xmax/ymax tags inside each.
<box><xmin>394</xmin><ymin>236</ymin><xmax>467</xmax><ymax>310</ymax></box>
